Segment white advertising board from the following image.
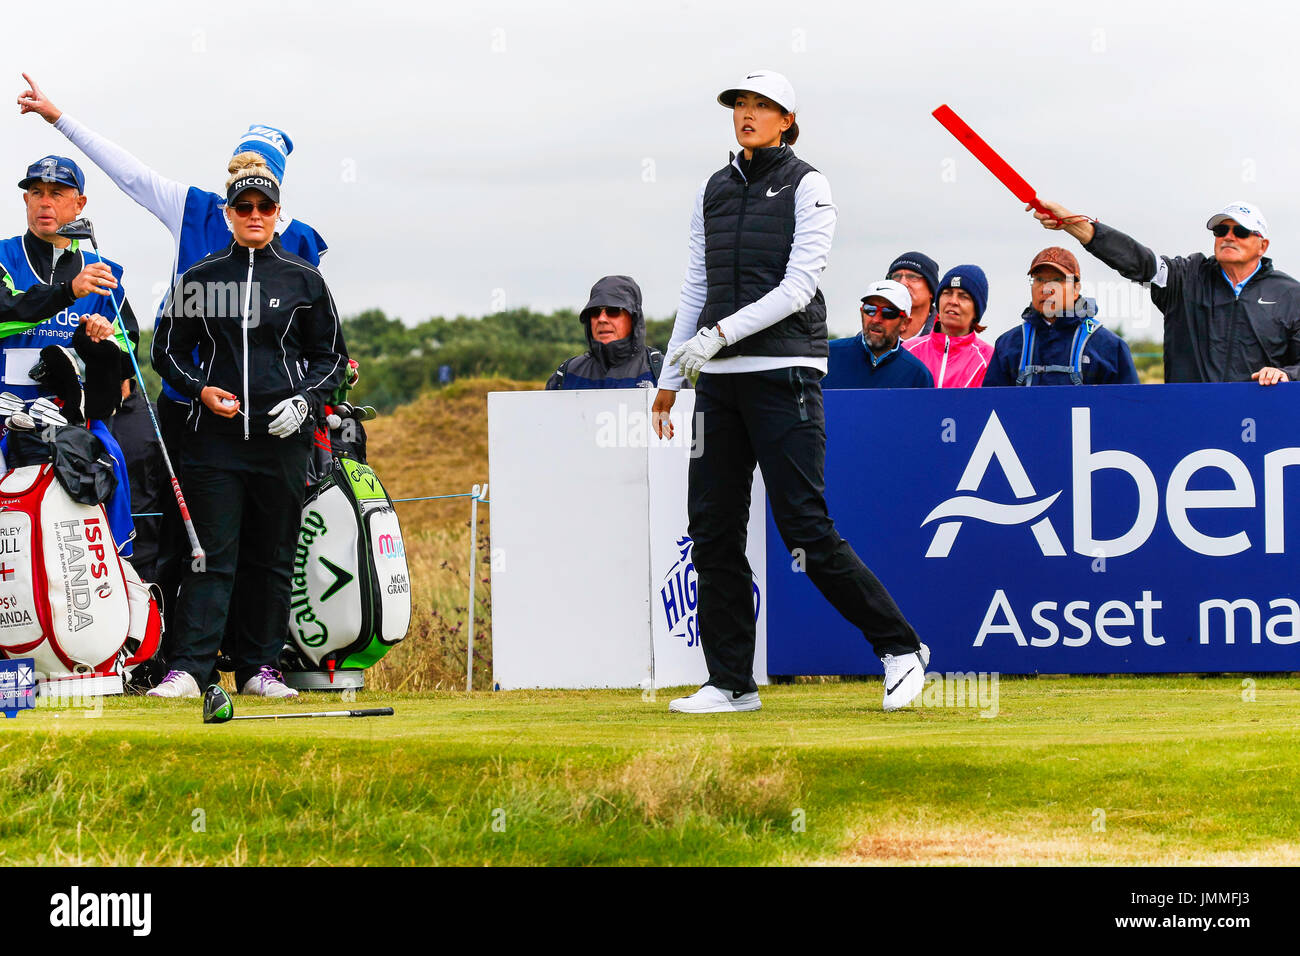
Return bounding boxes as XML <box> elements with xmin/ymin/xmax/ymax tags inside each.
<box><xmin>489</xmin><ymin>388</ymin><xmax>767</xmax><ymax>690</ymax></box>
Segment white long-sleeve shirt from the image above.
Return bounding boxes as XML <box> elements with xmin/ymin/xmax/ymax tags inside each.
<box><xmin>55</xmin><ymin>113</ymin><xmax>190</xmax><ymax>240</ymax></box>
<box><xmin>53</xmin><ymin>114</ymin><xmax>316</xmax><ymax>270</ymax></box>
<box><xmin>659</xmin><ymin>151</ymin><xmax>836</xmax><ymax>391</ymax></box>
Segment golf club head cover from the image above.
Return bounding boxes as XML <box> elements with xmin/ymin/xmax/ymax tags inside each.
<box><xmin>30</xmin><ymin>346</ymin><xmax>85</xmax><ymax>424</ymax></box>
<box><xmin>71</xmin><ymin>323</ymin><xmax>125</xmax><ymax>421</ymax></box>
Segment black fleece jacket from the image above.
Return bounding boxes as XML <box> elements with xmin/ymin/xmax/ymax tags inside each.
<box><xmin>153</xmin><ymin>236</ymin><xmax>347</xmax><ymax>438</ymax></box>
<box><xmin>1085</xmin><ymin>221</ymin><xmax>1300</xmax><ymax>383</ymax></box>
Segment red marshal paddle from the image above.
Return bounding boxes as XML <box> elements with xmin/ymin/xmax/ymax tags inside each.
<box><xmin>933</xmin><ymin>104</ymin><xmax>1052</xmax><ymax>218</ymax></box>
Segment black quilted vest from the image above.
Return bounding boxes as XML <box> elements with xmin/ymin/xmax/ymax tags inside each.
<box><xmin>698</xmin><ymin>145</ymin><xmax>827</xmax><ymax>359</ymax></box>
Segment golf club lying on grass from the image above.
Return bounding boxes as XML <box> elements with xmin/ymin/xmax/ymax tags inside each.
<box><xmin>55</xmin><ymin>216</ymin><xmax>206</xmax><ymax>566</ymax></box>
<box><xmin>202</xmin><ymin>684</ymin><xmax>395</xmax><ymax>724</ymax></box>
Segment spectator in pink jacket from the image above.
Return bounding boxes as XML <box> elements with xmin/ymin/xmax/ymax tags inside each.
<box><xmin>904</xmin><ymin>264</ymin><xmax>994</xmax><ymax>387</ymax></box>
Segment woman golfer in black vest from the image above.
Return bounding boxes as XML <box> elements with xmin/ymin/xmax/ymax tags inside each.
<box><xmin>653</xmin><ymin>70</ymin><xmax>928</xmax><ymax>712</ymax></box>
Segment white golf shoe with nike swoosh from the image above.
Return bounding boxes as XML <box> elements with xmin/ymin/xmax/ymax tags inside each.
<box><xmin>880</xmin><ymin>642</ymin><xmax>930</xmax><ymax>711</ymax></box>
<box><xmin>669</xmin><ymin>685</ymin><xmax>761</xmax><ymax>713</ymax></box>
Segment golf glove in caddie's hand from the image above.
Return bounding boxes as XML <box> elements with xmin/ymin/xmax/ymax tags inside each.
<box><xmin>667</xmin><ymin>326</ymin><xmax>725</xmax><ymax>377</ymax></box>
<box><xmin>267</xmin><ymin>395</ymin><xmax>309</xmax><ymax>438</ymax></box>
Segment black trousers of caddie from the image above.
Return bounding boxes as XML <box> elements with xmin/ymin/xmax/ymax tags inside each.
<box><xmin>168</xmin><ymin>431</ymin><xmax>310</xmax><ymax>689</ymax></box>
<box><xmin>152</xmin><ymin>395</ymin><xmax>191</xmax><ymax>653</ymax></box>
<box><xmin>688</xmin><ymin>368</ymin><xmax>921</xmax><ymax>693</ymax></box>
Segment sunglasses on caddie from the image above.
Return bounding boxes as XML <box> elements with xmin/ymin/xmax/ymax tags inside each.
<box><xmin>1211</xmin><ymin>224</ymin><xmax>1257</xmax><ymax>240</ymax></box>
<box><xmin>861</xmin><ymin>304</ymin><xmax>903</xmax><ymax>320</ymax></box>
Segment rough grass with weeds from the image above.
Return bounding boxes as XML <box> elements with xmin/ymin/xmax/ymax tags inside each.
<box><xmin>4</xmin><ymin>677</ymin><xmax>1299</xmax><ymax>865</ymax></box>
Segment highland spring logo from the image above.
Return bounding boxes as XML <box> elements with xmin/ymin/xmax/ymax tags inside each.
<box><xmin>659</xmin><ymin>536</ymin><xmax>759</xmax><ymax>648</ymax></box>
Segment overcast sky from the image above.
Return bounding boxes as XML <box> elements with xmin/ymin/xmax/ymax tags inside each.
<box><xmin>3</xmin><ymin>0</ymin><xmax>1297</xmax><ymax>344</ymax></box>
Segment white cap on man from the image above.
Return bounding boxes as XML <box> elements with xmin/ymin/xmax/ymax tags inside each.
<box><xmin>860</xmin><ymin>280</ymin><xmax>912</xmax><ymax>314</ymax></box>
<box><xmin>717</xmin><ymin>70</ymin><xmax>797</xmax><ymax>114</ymax></box>
<box><xmin>1207</xmin><ymin>201</ymin><xmax>1269</xmax><ymax>239</ymax></box>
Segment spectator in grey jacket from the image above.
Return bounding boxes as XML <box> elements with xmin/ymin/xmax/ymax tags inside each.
<box><xmin>546</xmin><ymin>275</ymin><xmax>662</xmax><ymax>390</ymax></box>
<box><xmin>1030</xmin><ymin>199</ymin><xmax>1300</xmax><ymax>385</ymax></box>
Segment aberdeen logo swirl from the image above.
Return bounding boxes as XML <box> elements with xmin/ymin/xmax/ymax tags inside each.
<box><xmin>922</xmin><ymin>411</ymin><xmax>1063</xmax><ymax>558</ymax></box>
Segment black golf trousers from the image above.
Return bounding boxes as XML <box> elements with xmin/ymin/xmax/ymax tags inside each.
<box><xmin>169</xmin><ymin>432</ymin><xmax>310</xmax><ymax>688</ymax></box>
<box><xmin>687</xmin><ymin>367</ymin><xmax>921</xmax><ymax>693</ymax></box>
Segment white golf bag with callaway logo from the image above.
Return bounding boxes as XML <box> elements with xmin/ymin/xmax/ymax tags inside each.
<box><xmin>0</xmin><ymin>464</ymin><xmax>161</xmax><ymax>693</ymax></box>
<box><xmin>283</xmin><ymin>456</ymin><xmax>410</xmax><ymax>680</ymax></box>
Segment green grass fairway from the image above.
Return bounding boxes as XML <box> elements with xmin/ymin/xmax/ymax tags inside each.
<box><xmin>3</xmin><ymin>676</ymin><xmax>1298</xmax><ymax>865</ymax></box>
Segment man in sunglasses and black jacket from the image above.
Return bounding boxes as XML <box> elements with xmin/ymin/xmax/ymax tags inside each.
<box><xmin>1029</xmin><ymin>199</ymin><xmax>1300</xmax><ymax>385</ymax></box>
<box><xmin>824</xmin><ymin>279</ymin><xmax>933</xmax><ymax>389</ymax></box>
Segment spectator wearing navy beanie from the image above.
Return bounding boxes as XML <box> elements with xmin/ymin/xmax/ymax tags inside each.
<box><xmin>903</xmin><ymin>264</ymin><xmax>995</xmax><ymax>387</ymax></box>
<box><xmin>886</xmin><ymin>251</ymin><xmax>940</xmax><ymax>340</ymax></box>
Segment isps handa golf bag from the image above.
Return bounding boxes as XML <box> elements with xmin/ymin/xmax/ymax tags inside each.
<box><xmin>280</xmin><ymin>406</ymin><xmax>410</xmax><ymax>689</ymax></box>
<box><xmin>0</xmin><ymin>433</ymin><xmax>161</xmax><ymax>695</ymax></box>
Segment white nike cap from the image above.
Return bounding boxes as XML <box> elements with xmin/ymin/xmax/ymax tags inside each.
<box><xmin>860</xmin><ymin>280</ymin><xmax>912</xmax><ymax>315</ymax></box>
<box><xmin>718</xmin><ymin>70</ymin><xmax>797</xmax><ymax>114</ymax></box>
<box><xmin>1207</xmin><ymin>201</ymin><xmax>1269</xmax><ymax>239</ymax></box>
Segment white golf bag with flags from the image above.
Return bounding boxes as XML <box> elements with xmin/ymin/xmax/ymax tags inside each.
<box><xmin>281</xmin><ymin>452</ymin><xmax>411</xmax><ymax>687</ymax></box>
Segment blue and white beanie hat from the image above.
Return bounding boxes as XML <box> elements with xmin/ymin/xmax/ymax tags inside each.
<box><xmin>233</xmin><ymin>125</ymin><xmax>294</xmax><ymax>184</ymax></box>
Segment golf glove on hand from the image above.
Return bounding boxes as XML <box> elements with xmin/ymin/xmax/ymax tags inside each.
<box><xmin>0</xmin><ymin>392</ymin><xmax>25</xmax><ymax>419</ymax></box>
<box><xmin>667</xmin><ymin>326</ymin><xmax>725</xmax><ymax>377</ymax></box>
<box><xmin>267</xmin><ymin>395</ymin><xmax>309</xmax><ymax>438</ymax></box>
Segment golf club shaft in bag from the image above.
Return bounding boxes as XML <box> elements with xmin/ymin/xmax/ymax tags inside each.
<box><xmin>69</xmin><ymin>221</ymin><xmax>205</xmax><ymax>565</ymax></box>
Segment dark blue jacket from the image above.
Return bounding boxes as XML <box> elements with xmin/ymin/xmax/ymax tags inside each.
<box><xmin>824</xmin><ymin>335</ymin><xmax>934</xmax><ymax>389</ymax></box>
<box><xmin>982</xmin><ymin>299</ymin><xmax>1139</xmax><ymax>387</ymax></box>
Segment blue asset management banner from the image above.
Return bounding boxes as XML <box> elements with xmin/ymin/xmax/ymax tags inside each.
<box><xmin>765</xmin><ymin>383</ymin><xmax>1300</xmax><ymax>675</ymax></box>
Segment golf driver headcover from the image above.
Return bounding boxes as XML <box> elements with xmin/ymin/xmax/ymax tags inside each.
<box><xmin>29</xmin><ymin>346</ymin><xmax>85</xmax><ymax>424</ymax></box>
<box><xmin>71</xmin><ymin>322</ymin><xmax>126</xmax><ymax>421</ymax></box>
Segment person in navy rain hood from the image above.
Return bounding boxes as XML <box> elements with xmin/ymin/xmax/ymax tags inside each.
<box><xmin>824</xmin><ymin>279</ymin><xmax>933</xmax><ymax>389</ymax></box>
<box><xmin>546</xmin><ymin>275</ymin><xmax>662</xmax><ymax>389</ymax></box>
<box><xmin>654</xmin><ymin>70</ymin><xmax>929</xmax><ymax>714</ymax></box>
<box><xmin>983</xmin><ymin>246</ymin><xmax>1138</xmax><ymax>387</ymax></box>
